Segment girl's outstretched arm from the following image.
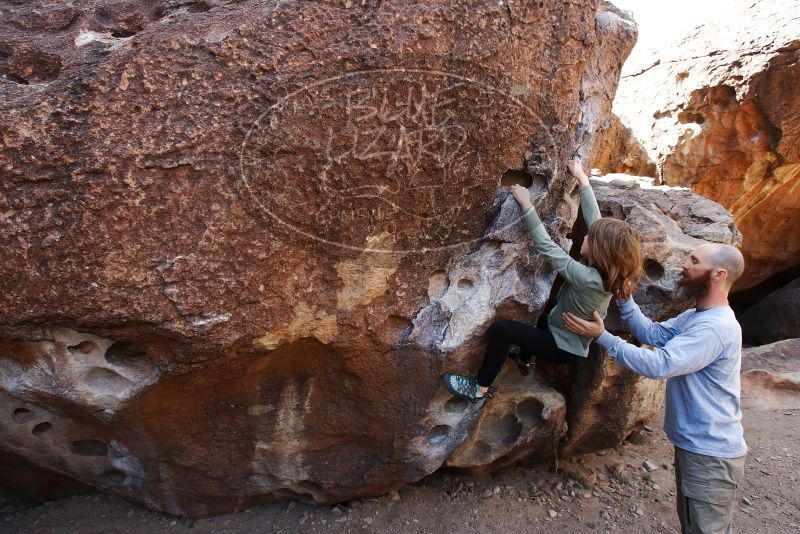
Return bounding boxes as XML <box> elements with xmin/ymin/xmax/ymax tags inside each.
<box><xmin>568</xmin><ymin>159</ymin><xmax>600</xmax><ymax>227</ymax></box>
<box><xmin>508</xmin><ymin>184</ymin><xmax>599</xmax><ymax>289</ymax></box>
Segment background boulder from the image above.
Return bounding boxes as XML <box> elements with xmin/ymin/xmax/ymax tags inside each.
<box><xmin>604</xmin><ymin>0</ymin><xmax>800</xmax><ymax>290</ymax></box>
<box><xmin>741</xmin><ymin>338</ymin><xmax>800</xmax><ymax>410</ymax></box>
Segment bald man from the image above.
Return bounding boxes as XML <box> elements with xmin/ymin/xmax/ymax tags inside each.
<box><xmin>563</xmin><ymin>244</ymin><xmax>747</xmax><ymax>534</ymax></box>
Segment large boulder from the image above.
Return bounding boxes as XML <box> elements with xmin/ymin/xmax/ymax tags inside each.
<box><xmin>741</xmin><ymin>278</ymin><xmax>800</xmax><ymax>345</ymax></box>
<box><xmin>0</xmin><ymin>0</ymin><xmax>735</xmax><ymax>517</ymax></box>
<box><xmin>608</xmin><ymin>0</ymin><xmax>800</xmax><ymax>290</ymax></box>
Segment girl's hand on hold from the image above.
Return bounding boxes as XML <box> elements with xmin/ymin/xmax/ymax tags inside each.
<box><xmin>567</xmin><ymin>159</ymin><xmax>590</xmax><ymax>187</ymax></box>
<box><xmin>509</xmin><ymin>184</ymin><xmax>533</xmax><ymax>210</ymax></box>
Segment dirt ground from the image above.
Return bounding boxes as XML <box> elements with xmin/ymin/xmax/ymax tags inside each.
<box><xmin>1</xmin><ymin>404</ymin><xmax>798</xmax><ymax>534</ymax></box>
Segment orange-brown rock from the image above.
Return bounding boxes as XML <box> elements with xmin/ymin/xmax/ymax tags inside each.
<box><xmin>589</xmin><ymin>113</ymin><xmax>657</xmax><ymax>177</ymax></box>
<box><xmin>0</xmin><ymin>0</ymin><xmax>736</xmax><ymax>517</ymax></box>
<box><xmin>611</xmin><ymin>0</ymin><xmax>800</xmax><ymax>290</ymax></box>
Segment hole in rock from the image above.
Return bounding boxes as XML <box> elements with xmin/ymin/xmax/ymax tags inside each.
<box><xmin>110</xmin><ymin>29</ymin><xmax>137</xmax><ymax>38</ymax></box>
<box><xmin>188</xmin><ymin>1</ymin><xmax>211</xmax><ymax>13</ymax></box>
<box><xmin>644</xmin><ymin>259</ymin><xmax>665</xmax><ymax>281</ymax></box>
<box><xmin>457</xmin><ymin>278</ymin><xmax>474</xmax><ymax>291</ymax></box>
<box><xmin>105</xmin><ymin>341</ymin><xmax>147</xmax><ymax>366</ymax></box>
<box><xmin>12</xmin><ymin>408</ymin><xmax>34</xmax><ymax>424</ymax></box>
<box><xmin>103</xmin><ymin>470</ymin><xmax>126</xmax><ymax>484</ymax></box>
<box><xmin>516</xmin><ymin>398</ymin><xmax>545</xmax><ymax>427</ymax></box>
<box><xmin>427</xmin><ymin>425</ymin><xmax>450</xmax><ymax>445</ymax></box>
<box><xmin>32</xmin><ymin>422</ymin><xmax>52</xmax><ymax>436</ymax></box>
<box><xmin>68</xmin><ymin>340</ymin><xmax>98</xmax><ymax>355</ymax></box>
<box><xmin>678</xmin><ymin>111</ymin><xmax>706</xmax><ymax>125</ymax></box>
<box><xmin>493</xmin><ymin>414</ymin><xmax>522</xmax><ymax>445</ymax></box>
<box><xmin>444</xmin><ymin>396</ymin><xmax>470</xmax><ymax>413</ymax></box>
<box><xmin>0</xmin><ymin>46</ymin><xmax>62</xmax><ymax>84</ymax></box>
<box><xmin>708</xmin><ymin>84</ymin><xmax>736</xmax><ymax>106</ymax></box>
<box><xmin>70</xmin><ymin>440</ymin><xmax>108</xmax><ymax>456</ymax></box>
<box><xmin>501</xmin><ymin>169</ymin><xmax>533</xmax><ymax>188</ymax></box>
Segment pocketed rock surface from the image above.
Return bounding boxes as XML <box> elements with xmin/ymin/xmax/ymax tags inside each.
<box><xmin>2</xmin><ymin>406</ymin><xmax>799</xmax><ymax>533</ymax></box>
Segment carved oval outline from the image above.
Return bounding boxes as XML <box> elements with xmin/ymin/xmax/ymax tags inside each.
<box><xmin>239</xmin><ymin>68</ymin><xmax>556</xmax><ymax>253</ymax></box>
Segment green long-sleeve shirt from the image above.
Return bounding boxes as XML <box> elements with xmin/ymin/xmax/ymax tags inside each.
<box><xmin>522</xmin><ymin>185</ymin><xmax>610</xmax><ymax>357</ymax></box>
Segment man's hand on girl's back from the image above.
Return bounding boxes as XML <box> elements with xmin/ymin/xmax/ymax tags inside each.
<box><xmin>562</xmin><ymin>310</ymin><xmax>605</xmax><ymax>339</ymax></box>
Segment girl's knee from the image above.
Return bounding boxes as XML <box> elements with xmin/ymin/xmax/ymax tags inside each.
<box><xmin>488</xmin><ymin>319</ymin><xmax>515</xmax><ymax>337</ymax></box>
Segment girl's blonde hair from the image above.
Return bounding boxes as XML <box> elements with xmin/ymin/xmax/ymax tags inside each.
<box><xmin>587</xmin><ymin>218</ymin><xmax>644</xmax><ymax>300</ymax></box>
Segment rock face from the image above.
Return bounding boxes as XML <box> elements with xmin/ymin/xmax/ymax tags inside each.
<box><xmin>572</xmin><ymin>1</ymin><xmax>636</xmax><ymax>161</ymax></box>
<box><xmin>609</xmin><ymin>0</ymin><xmax>800</xmax><ymax>290</ymax></box>
<box><xmin>741</xmin><ymin>339</ymin><xmax>800</xmax><ymax>410</ymax></box>
<box><xmin>0</xmin><ymin>0</ymin><xmax>735</xmax><ymax>517</ymax></box>
<box><xmin>741</xmin><ymin>278</ymin><xmax>800</xmax><ymax>345</ymax></box>
<box><xmin>589</xmin><ymin>113</ymin><xmax>656</xmax><ymax>177</ymax></box>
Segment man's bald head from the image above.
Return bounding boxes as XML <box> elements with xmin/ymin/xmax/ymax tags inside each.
<box><xmin>697</xmin><ymin>243</ymin><xmax>745</xmax><ymax>287</ymax></box>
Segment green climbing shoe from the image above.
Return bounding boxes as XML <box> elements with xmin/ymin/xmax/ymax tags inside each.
<box><xmin>442</xmin><ymin>372</ymin><xmax>492</xmax><ymax>403</ymax></box>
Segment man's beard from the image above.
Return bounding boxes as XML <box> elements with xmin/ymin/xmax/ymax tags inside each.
<box><xmin>678</xmin><ymin>269</ymin><xmax>713</xmax><ymax>299</ymax></box>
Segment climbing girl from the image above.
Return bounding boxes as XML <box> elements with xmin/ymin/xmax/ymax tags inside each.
<box><xmin>443</xmin><ymin>159</ymin><xmax>644</xmax><ymax>402</ymax></box>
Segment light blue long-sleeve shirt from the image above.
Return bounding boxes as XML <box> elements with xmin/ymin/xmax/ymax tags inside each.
<box><xmin>597</xmin><ymin>299</ymin><xmax>747</xmax><ymax>458</ymax></box>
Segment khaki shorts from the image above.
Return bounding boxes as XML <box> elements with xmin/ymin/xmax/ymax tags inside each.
<box><xmin>674</xmin><ymin>447</ymin><xmax>746</xmax><ymax>534</ymax></box>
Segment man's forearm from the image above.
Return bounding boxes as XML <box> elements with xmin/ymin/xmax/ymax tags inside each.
<box><xmin>598</xmin><ymin>323</ymin><xmax>722</xmax><ymax>380</ymax></box>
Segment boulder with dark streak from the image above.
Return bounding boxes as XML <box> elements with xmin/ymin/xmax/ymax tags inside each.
<box><xmin>0</xmin><ymin>0</ymin><xmax>737</xmax><ymax>517</ymax></box>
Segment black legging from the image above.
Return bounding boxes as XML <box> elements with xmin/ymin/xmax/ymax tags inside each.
<box><xmin>475</xmin><ymin>319</ymin><xmax>580</xmax><ymax>387</ymax></box>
